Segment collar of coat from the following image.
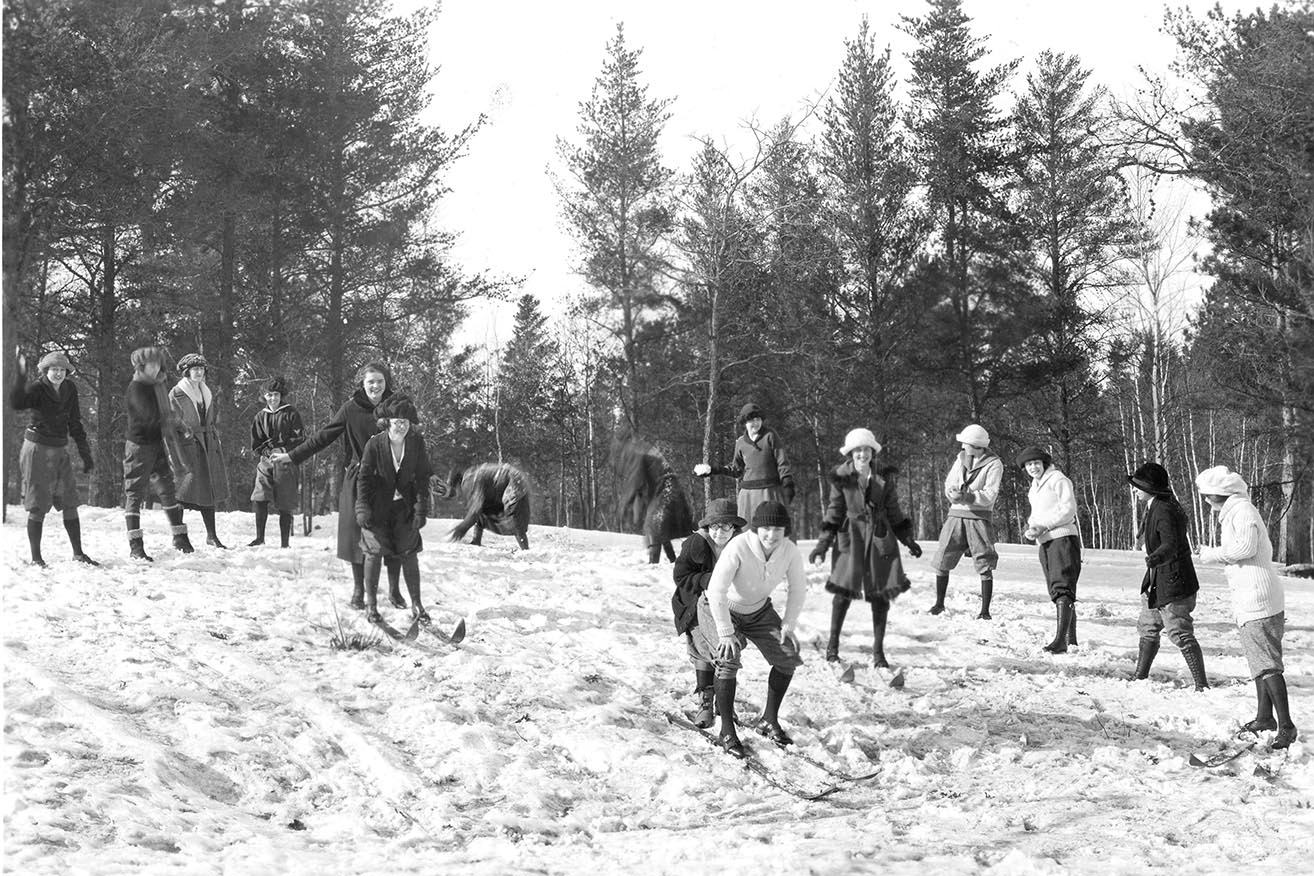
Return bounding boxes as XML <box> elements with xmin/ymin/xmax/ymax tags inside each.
<box><xmin>174</xmin><ymin>377</ymin><xmax>212</xmax><ymax>412</ymax></box>
<box><xmin>353</xmin><ymin>386</ymin><xmax>390</xmax><ymax>411</ymax></box>
<box><xmin>956</xmin><ymin>449</ymin><xmax>998</xmax><ymax>475</ymax></box>
<box><xmin>1030</xmin><ymin>465</ymin><xmax>1064</xmax><ymax>489</ymax></box>
<box><xmin>262</xmin><ymin>402</ymin><xmax>292</xmax><ymax>414</ymax></box>
<box><xmin>832</xmin><ymin>459</ymin><xmax>877</xmax><ymax>485</ymax></box>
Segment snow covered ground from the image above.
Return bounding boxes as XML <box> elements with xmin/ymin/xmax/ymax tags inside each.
<box><xmin>4</xmin><ymin>505</ymin><xmax>1312</xmax><ymax>875</ymax></box>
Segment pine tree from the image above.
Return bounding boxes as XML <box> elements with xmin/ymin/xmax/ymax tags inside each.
<box><xmin>497</xmin><ymin>294</ymin><xmax>558</xmax><ymax>471</ymax></box>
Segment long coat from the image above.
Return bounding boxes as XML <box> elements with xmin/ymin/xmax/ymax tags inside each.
<box><xmin>355</xmin><ymin>429</ymin><xmax>431</xmax><ymax>557</ymax></box>
<box><xmin>169</xmin><ymin>381</ymin><xmax>230</xmax><ymax>506</ymax></box>
<box><xmin>1140</xmin><ymin>496</ymin><xmax>1200</xmax><ymax>608</ymax></box>
<box><xmin>289</xmin><ymin>387</ymin><xmax>391</xmax><ymax>562</ymax></box>
<box><xmin>821</xmin><ymin>460</ymin><xmax>912</xmax><ymax>603</ymax></box>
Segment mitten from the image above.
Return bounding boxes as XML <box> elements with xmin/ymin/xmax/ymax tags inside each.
<box><xmin>356</xmin><ymin>511</ymin><xmax>372</xmax><ymax>529</ymax></box>
<box><xmin>906</xmin><ymin>541</ymin><xmax>923</xmax><ymax>558</ymax></box>
<box><xmin>809</xmin><ymin>534</ymin><xmax>833</xmax><ymax>565</ymax></box>
<box><xmin>780</xmin><ymin>478</ymin><xmax>795</xmax><ymax>505</ymax></box>
<box><xmin>81</xmin><ymin>454</ymin><xmax>94</xmax><ymax>474</ymax></box>
<box><xmin>693</xmin><ymin>463</ymin><xmax>711</xmax><ymax>477</ymax></box>
<box><xmin>415</xmin><ymin>512</ymin><xmax>427</xmax><ymax>530</ymax></box>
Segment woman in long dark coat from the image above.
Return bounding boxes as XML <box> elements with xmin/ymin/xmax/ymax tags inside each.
<box><xmin>169</xmin><ymin>353</ymin><xmax>231</xmax><ymax>548</ymax></box>
<box><xmin>810</xmin><ymin>428</ymin><xmax>922</xmax><ymax>667</ymax></box>
<box><xmin>273</xmin><ymin>362</ymin><xmax>401</xmax><ymax>609</ymax></box>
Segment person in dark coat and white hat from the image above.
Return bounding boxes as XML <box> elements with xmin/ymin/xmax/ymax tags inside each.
<box><xmin>168</xmin><ymin>353</ymin><xmax>231</xmax><ymax>548</ymax></box>
<box><xmin>809</xmin><ymin>428</ymin><xmax>922</xmax><ymax>667</ymax></box>
<box><xmin>248</xmin><ymin>376</ymin><xmax>305</xmax><ymax>547</ymax></box>
<box><xmin>355</xmin><ymin>394</ymin><xmax>432</xmax><ymax>625</ymax></box>
<box><xmin>672</xmin><ymin>497</ymin><xmax>745</xmax><ymax>727</ymax></box>
<box><xmin>8</xmin><ymin>350</ymin><xmax>99</xmax><ymax>566</ymax></box>
<box><xmin>693</xmin><ymin>402</ymin><xmax>796</xmax><ymax>526</ymax></box>
<box><xmin>1018</xmin><ymin>445</ymin><xmax>1082</xmax><ymax>653</ymax></box>
<box><xmin>1127</xmin><ymin>462</ymin><xmax>1208</xmax><ymax>691</ymax></box>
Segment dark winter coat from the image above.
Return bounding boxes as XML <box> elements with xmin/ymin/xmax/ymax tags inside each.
<box><xmin>289</xmin><ymin>387</ymin><xmax>392</xmax><ymax>562</ymax></box>
<box><xmin>169</xmin><ymin>381</ymin><xmax>230</xmax><ymax>506</ymax></box>
<box><xmin>251</xmin><ymin>404</ymin><xmax>305</xmax><ymax>458</ymax></box>
<box><xmin>124</xmin><ymin>375</ymin><xmax>188</xmax><ymax>478</ymax></box>
<box><xmin>671</xmin><ymin>531</ymin><xmax>725</xmax><ymax>634</ymax></box>
<box><xmin>1139</xmin><ymin>496</ymin><xmax>1200</xmax><ymax>608</ymax></box>
<box><xmin>644</xmin><ymin>458</ymin><xmax>695</xmax><ymax>550</ymax></box>
<box><xmin>355</xmin><ymin>429</ymin><xmax>431</xmax><ymax>557</ymax></box>
<box><xmin>818</xmin><ymin>460</ymin><xmax>913</xmax><ymax>602</ymax></box>
<box><xmin>10</xmin><ymin>374</ymin><xmax>92</xmax><ymax>465</ymax></box>
<box><xmin>718</xmin><ymin>429</ymin><xmax>793</xmax><ymax>491</ymax></box>
<box><xmin>446</xmin><ymin>462</ymin><xmax>531</xmax><ymax>541</ymax></box>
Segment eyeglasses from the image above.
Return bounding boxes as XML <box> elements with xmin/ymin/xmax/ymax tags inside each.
<box><xmin>708</xmin><ymin>523</ymin><xmax>735</xmax><ymax>533</ymax></box>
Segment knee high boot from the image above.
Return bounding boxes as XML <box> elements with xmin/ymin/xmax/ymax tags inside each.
<box><xmin>1043</xmin><ymin>597</ymin><xmax>1072</xmax><ymax>653</ymax></box>
<box><xmin>1179</xmin><ymin>637</ymin><xmax>1209</xmax><ymax>691</ymax></box>
<box><xmin>714</xmin><ymin>676</ymin><xmax>744</xmax><ymax>756</ymax></box>
<box><xmin>930</xmin><ymin>574</ymin><xmax>949</xmax><ymax>615</ymax></box>
<box><xmin>759</xmin><ymin>668</ymin><xmax>794</xmax><ymax>745</ymax></box>
<box><xmin>278</xmin><ymin>513</ymin><xmax>293</xmax><ymax>548</ymax></box>
<box><xmin>871</xmin><ymin>600</ymin><xmax>890</xmax><ymax>668</ymax></box>
<box><xmin>386</xmin><ymin>558</ymin><xmax>406</xmax><ymax>608</ymax></box>
<box><xmin>826</xmin><ymin>596</ymin><xmax>850</xmax><ymax>662</ymax></box>
<box><xmin>249</xmin><ymin>501</ymin><xmax>269</xmax><ymax>546</ymax></box>
<box><xmin>402</xmin><ymin>554</ymin><xmax>428</xmax><ymax>623</ymax></box>
<box><xmin>64</xmin><ymin>514</ymin><xmax>98</xmax><ymax>565</ymax></box>
<box><xmin>977</xmin><ymin>574</ymin><xmax>994</xmax><ymax>620</ymax></box>
<box><xmin>126</xmin><ymin>512</ymin><xmax>152</xmax><ymax>561</ymax></box>
<box><xmin>363</xmin><ymin>555</ymin><xmax>383</xmax><ymax>622</ymax></box>
<box><xmin>693</xmin><ymin>668</ymin><xmax>715</xmax><ymax>728</ymax></box>
<box><xmin>26</xmin><ymin>515</ymin><xmax>46</xmax><ymax>567</ymax></box>
<box><xmin>200</xmin><ymin>506</ymin><xmax>226</xmax><ymax>549</ymax></box>
<box><xmin>349</xmin><ymin>561</ymin><xmax>366</xmax><ymax>609</ymax></box>
<box><xmin>1264</xmin><ymin>673</ymin><xmax>1297</xmax><ymax>749</ymax></box>
<box><xmin>1134</xmin><ymin>637</ymin><xmax>1160</xmax><ymax>679</ymax></box>
<box><xmin>166</xmin><ymin>505</ymin><xmax>194</xmax><ymax>553</ymax></box>
<box><xmin>1067</xmin><ymin>607</ymin><xmax>1078</xmax><ymax>646</ymax></box>
<box><xmin>1241</xmin><ymin>677</ymin><xmax>1277</xmax><ymax>733</ymax></box>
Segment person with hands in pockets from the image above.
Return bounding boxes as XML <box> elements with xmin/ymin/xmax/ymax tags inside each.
<box><xmin>693</xmin><ymin>402</ymin><xmax>796</xmax><ymax>525</ymax></box>
<box><xmin>810</xmin><ymin>428</ymin><xmax>921</xmax><ymax>667</ymax></box>
<box><xmin>1018</xmin><ymin>445</ymin><xmax>1083</xmax><ymax>653</ymax></box>
<box><xmin>928</xmin><ymin>424</ymin><xmax>1003</xmax><ymax>619</ymax></box>
<box><xmin>692</xmin><ymin>500</ymin><xmax>807</xmax><ymax>758</ymax></box>
<box><xmin>355</xmin><ymin>394</ymin><xmax>432</xmax><ymax>625</ymax></box>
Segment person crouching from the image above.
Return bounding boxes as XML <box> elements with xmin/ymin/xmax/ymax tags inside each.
<box><xmin>693</xmin><ymin>500</ymin><xmax>807</xmax><ymax>757</ymax></box>
<box><xmin>355</xmin><ymin>395</ymin><xmax>432</xmax><ymax>625</ymax></box>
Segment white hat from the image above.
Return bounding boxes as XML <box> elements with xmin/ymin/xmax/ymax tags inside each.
<box><xmin>839</xmin><ymin>428</ymin><xmax>881</xmax><ymax>456</ymax></box>
<box><xmin>955</xmin><ymin>424</ymin><xmax>990</xmax><ymax>447</ymax></box>
<box><xmin>1195</xmin><ymin>465</ymin><xmax>1248</xmax><ymax>497</ymax></box>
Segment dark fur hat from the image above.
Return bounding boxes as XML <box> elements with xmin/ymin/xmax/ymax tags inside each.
<box><xmin>375</xmin><ymin>393</ymin><xmax>419</xmax><ymax>426</ymax></box>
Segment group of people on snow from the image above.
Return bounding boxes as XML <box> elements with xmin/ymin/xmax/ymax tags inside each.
<box><xmin>674</xmin><ymin>406</ymin><xmax>1297</xmax><ymax>755</ymax></box>
<box><xmin>8</xmin><ymin>350</ymin><xmax>1298</xmax><ymax>752</ymax></box>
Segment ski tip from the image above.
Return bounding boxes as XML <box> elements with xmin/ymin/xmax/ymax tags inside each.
<box><xmin>888</xmin><ymin>668</ymin><xmax>906</xmax><ymax>689</ymax></box>
<box><xmin>838</xmin><ymin>665</ymin><xmax>856</xmax><ymax>684</ymax></box>
<box><xmin>1188</xmin><ymin>753</ymin><xmax>1207</xmax><ymax>767</ymax></box>
<box><xmin>448</xmin><ymin>618</ymin><xmax>467</xmax><ymax>644</ymax></box>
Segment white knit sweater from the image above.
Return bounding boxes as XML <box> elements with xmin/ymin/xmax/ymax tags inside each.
<box><xmin>706</xmin><ymin>531</ymin><xmax>808</xmax><ymax>638</ymax></box>
<box><xmin>1198</xmin><ymin>495</ymin><xmax>1283</xmax><ymax>624</ymax></box>
<box><xmin>1026</xmin><ymin>466</ymin><xmax>1080</xmax><ymax>543</ymax></box>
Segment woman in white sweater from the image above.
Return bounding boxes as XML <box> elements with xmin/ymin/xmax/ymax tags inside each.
<box><xmin>1196</xmin><ymin>465</ymin><xmax>1296</xmax><ymax>749</ymax></box>
<box><xmin>1018</xmin><ymin>446</ymin><xmax>1082</xmax><ymax>653</ymax></box>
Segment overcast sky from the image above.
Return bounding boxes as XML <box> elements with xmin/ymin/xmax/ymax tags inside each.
<box><xmin>417</xmin><ymin>0</ymin><xmax>1242</xmax><ymax>348</ymax></box>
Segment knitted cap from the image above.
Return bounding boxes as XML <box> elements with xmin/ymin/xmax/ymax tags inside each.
<box><xmin>699</xmin><ymin>498</ymin><xmax>746</xmax><ymax>529</ymax></box>
<box><xmin>37</xmin><ymin>351</ymin><xmax>73</xmax><ymax>373</ymax></box>
<box><xmin>751</xmin><ymin>500</ymin><xmax>790</xmax><ymax>531</ymax></box>
<box><xmin>956</xmin><ymin>424</ymin><xmax>990</xmax><ymax>447</ymax></box>
<box><xmin>839</xmin><ymin>428</ymin><xmax>881</xmax><ymax>456</ymax></box>
<box><xmin>739</xmin><ymin>402</ymin><xmax>763</xmax><ymax>422</ymax></box>
<box><xmin>262</xmin><ymin>376</ymin><xmax>288</xmax><ymax>396</ymax></box>
<box><xmin>1127</xmin><ymin>462</ymin><xmax>1173</xmax><ymax>496</ymax></box>
<box><xmin>1195</xmin><ymin>465</ymin><xmax>1248</xmax><ymax>498</ymax></box>
<box><xmin>176</xmin><ymin>353</ymin><xmax>208</xmax><ymax>373</ymax></box>
<box><xmin>376</xmin><ymin>394</ymin><xmax>419</xmax><ymax>425</ymax></box>
<box><xmin>1016</xmin><ymin>445</ymin><xmax>1052</xmax><ymax>468</ymax></box>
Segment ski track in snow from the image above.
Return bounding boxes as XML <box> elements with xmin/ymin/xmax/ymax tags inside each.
<box><xmin>3</xmin><ymin>506</ymin><xmax>1312</xmax><ymax>874</ymax></box>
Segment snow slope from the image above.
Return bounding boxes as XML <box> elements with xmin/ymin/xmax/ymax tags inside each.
<box><xmin>4</xmin><ymin>505</ymin><xmax>1312</xmax><ymax>875</ymax></box>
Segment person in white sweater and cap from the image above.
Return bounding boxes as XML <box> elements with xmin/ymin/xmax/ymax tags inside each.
<box><xmin>929</xmin><ymin>424</ymin><xmax>1004</xmax><ymax>618</ymax></box>
<box><xmin>1196</xmin><ymin>465</ymin><xmax>1296</xmax><ymax>749</ymax></box>
<box><xmin>692</xmin><ymin>500</ymin><xmax>807</xmax><ymax>758</ymax></box>
<box><xmin>1018</xmin><ymin>445</ymin><xmax>1082</xmax><ymax>653</ymax></box>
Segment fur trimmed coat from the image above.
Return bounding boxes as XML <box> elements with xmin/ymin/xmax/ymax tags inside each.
<box><xmin>169</xmin><ymin>379</ymin><xmax>230</xmax><ymax>506</ymax></box>
<box><xmin>818</xmin><ymin>460</ymin><xmax>913</xmax><ymax>602</ymax></box>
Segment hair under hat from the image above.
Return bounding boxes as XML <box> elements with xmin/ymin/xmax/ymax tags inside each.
<box><xmin>739</xmin><ymin>402</ymin><xmax>763</xmax><ymax>422</ymax></box>
<box><xmin>1195</xmin><ymin>465</ymin><xmax>1248</xmax><ymax>498</ymax></box>
<box><xmin>750</xmin><ymin>500</ymin><xmax>791</xmax><ymax>531</ymax></box>
<box><xmin>376</xmin><ymin>393</ymin><xmax>419</xmax><ymax>426</ymax></box>
<box><xmin>1015</xmin><ymin>445</ymin><xmax>1052</xmax><ymax>468</ymax></box>
<box><xmin>700</xmin><ymin>498</ymin><xmax>746</xmax><ymax>530</ymax></box>
<box><xmin>262</xmin><ymin>376</ymin><xmax>288</xmax><ymax>396</ymax></box>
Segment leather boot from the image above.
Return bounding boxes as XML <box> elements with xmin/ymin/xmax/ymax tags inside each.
<box><xmin>386</xmin><ymin>557</ymin><xmax>407</xmax><ymax>609</ymax></box>
<box><xmin>929</xmin><ymin>574</ymin><xmax>949</xmax><ymax>615</ymax></box>
<box><xmin>693</xmin><ymin>668</ymin><xmax>715</xmax><ymax>728</ymax></box>
<box><xmin>249</xmin><ymin>501</ymin><xmax>268</xmax><ymax>546</ymax></box>
<box><xmin>977</xmin><ymin>574</ymin><xmax>993</xmax><ymax>620</ymax></box>
<box><xmin>349</xmin><ymin>561</ymin><xmax>365</xmax><ymax>609</ymax></box>
<box><xmin>166</xmin><ymin>506</ymin><xmax>194</xmax><ymax>553</ymax></box>
<box><xmin>402</xmin><ymin>554</ymin><xmax>428</xmax><ymax>623</ymax></box>
<box><xmin>1180</xmin><ymin>638</ymin><xmax>1209</xmax><ymax>691</ymax></box>
<box><xmin>1134</xmin><ymin>637</ymin><xmax>1160</xmax><ymax>679</ymax></box>
<box><xmin>1043</xmin><ymin>597</ymin><xmax>1072</xmax><ymax>653</ymax></box>
<box><xmin>758</xmin><ymin>668</ymin><xmax>793</xmax><ymax>745</ymax></box>
<box><xmin>1240</xmin><ymin>677</ymin><xmax>1277</xmax><ymax>734</ymax></box>
<box><xmin>714</xmin><ymin>676</ymin><xmax>744</xmax><ymax>757</ymax></box>
<box><xmin>1263</xmin><ymin>673</ymin><xmax>1297</xmax><ymax>749</ymax></box>
<box><xmin>1067</xmin><ymin>608</ymin><xmax>1078</xmax><ymax>647</ymax></box>
<box><xmin>826</xmin><ymin>595</ymin><xmax>850</xmax><ymax>662</ymax></box>
<box><xmin>201</xmin><ymin>506</ymin><xmax>226</xmax><ymax>549</ymax></box>
<box><xmin>278</xmin><ymin>513</ymin><xmax>293</xmax><ymax>548</ymax></box>
<box><xmin>363</xmin><ymin>555</ymin><xmax>383</xmax><ymax>622</ymax></box>
<box><xmin>26</xmin><ymin>516</ymin><xmax>46</xmax><ymax>567</ymax></box>
<box><xmin>871</xmin><ymin>599</ymin><xmax>890</xmax><ymax>668</ymax></box>
<box><xmin>126</xmin><ymin>513</ymin><xmax>152</xmax><ymax>561</ymax></box>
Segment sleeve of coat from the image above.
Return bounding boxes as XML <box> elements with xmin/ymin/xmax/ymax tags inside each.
<box><xmin>286</xmin><ymin>408</ymin><xmax>306</xmax><ymax>451</ymax></box>
<box><xmin>942</xmin><ymin>464</ymin><xmax>958</xmax><ymax>502</ymax></box>
<box><xmin>251</xmin><ymin>412</ymin><xmax>267</xmax><ymax>454</ymax></box>
<box><xmin>974</xmin><ymin>457</ymin><xmax>1003</xmax><ymax>508</ymax></box>
<box><xmin>1033</xmin><ymin>473</ymin><xmax>1077</xmax><ymax>530</ymax></box>
<box><xmin>66</xmin><ymin>384</ymin><xmax>92</xmax><ymax>461</ymax></box>
<box><xmin>771</xmin><ymin>432</ymin><xmax>792</xmax><ymax>484</ymax></box>
<box><xmin>881</xmin><ymin>478</ymin><xmax>909</xmax><ymax>529</ymax></box>
<box><xmin>414</xmin><ymin>436</ymin><xmax>432</xmax><ymax>519</ymax></box>
<box><xmin>1146</xmin><ymin>504</ymin><xmax>1180</xmax><ymax>566</ymax></box>
<box><xmin>779</xmin><ymin>544</ymin><xmax>809</xmax><ymax>635</ymax></box>
<box><xmin>726</xmin><ymin>440</ymin><xmax>746</xmax><ymax>479</ymax></box>
<box><xmin>355</xmin><ymin>438</ymin><xmax>380</xmax><ymax>520</ymax></box>
<box><xmin>819</xmin><ymin>473</ymin><xmax>848</xmax><ymax>533</ymax></box>
<box><xmin>1212</xmin><ymin>507</ymin><xmax>1262</xmax><ymax>565</ymax></box>
<box><xmin>673</xmin><ymin>536</ymin><xmax>714</xmax><ymax>597</ymax></box>
<box><xmin>289</xmin><ymin>402</ymin><xmax>349</xmax><ymax>465</ymax></box>
<box><xmin>706</xmin><ymin>539</ymin><xmax>743</xmax><ymax>638</ymax></box>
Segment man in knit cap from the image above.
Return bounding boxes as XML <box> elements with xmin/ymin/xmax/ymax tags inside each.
<box><xmin>1196</xmin><ymin>465</ymin><xmax>1296</xmax><ymax>749</ymax></box>
<box><xmin>928</xmin><ymin>424</ymin><xmax>1003</xmax><ymax>619</ymax></box>
<box><xmin>9</xmin><ymin>350</ymin><xmax>99</xmax><ymax>566</ymax></box>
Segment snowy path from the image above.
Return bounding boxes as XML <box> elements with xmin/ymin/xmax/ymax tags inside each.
<box><xmin>4</xmin><ymin>506</ymin><xmax>1312</xmax><ymax>874</ymax></box>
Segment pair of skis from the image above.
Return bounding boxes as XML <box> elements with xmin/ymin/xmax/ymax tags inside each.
<box><xmin>665</xmin><ymin>710</ymin><xmax>878</xmax><ymax>801</ymax></box>
<box><xmin>373</xmin><ymin>614</ymin><xmax>467</xmax><ymax>648</ymax></box>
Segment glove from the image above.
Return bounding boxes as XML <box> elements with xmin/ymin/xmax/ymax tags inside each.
<box><xmin>81</xmin><ymin>455</ymin><xmax>94</xmax><ymax>474</ymax></box>
<box><xmin>1144</xmin><ymin>555</ymin><xmax>1153</xmax><ymax>567</ymax></box>
<box><xmin>809</xmin><ymin>534</ymin><xmax>832</xmax><ymax>565</ymax></box>
<box><xmin>780</xmin><ymin>478</ymin><xmax>795</xmax><ymax>505</ymax></box>
<box><xmin>693</xmin><ymin>463</ymin><xmax>711</xmax><ymax>477</ymax></box>
<box><xmin>356</xmin><ymin>511</ymin><xmax>372</xmax><ymax>529</ymax></box>
<box><xmin>905</xmin><ymin>540</ymin><xmax>923</xmax><ymax>558</ymax></box>
<box><xmin>716</xmin><ymin>634</ymin><xmax>742</xmax><ymax>662</ymax></box>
